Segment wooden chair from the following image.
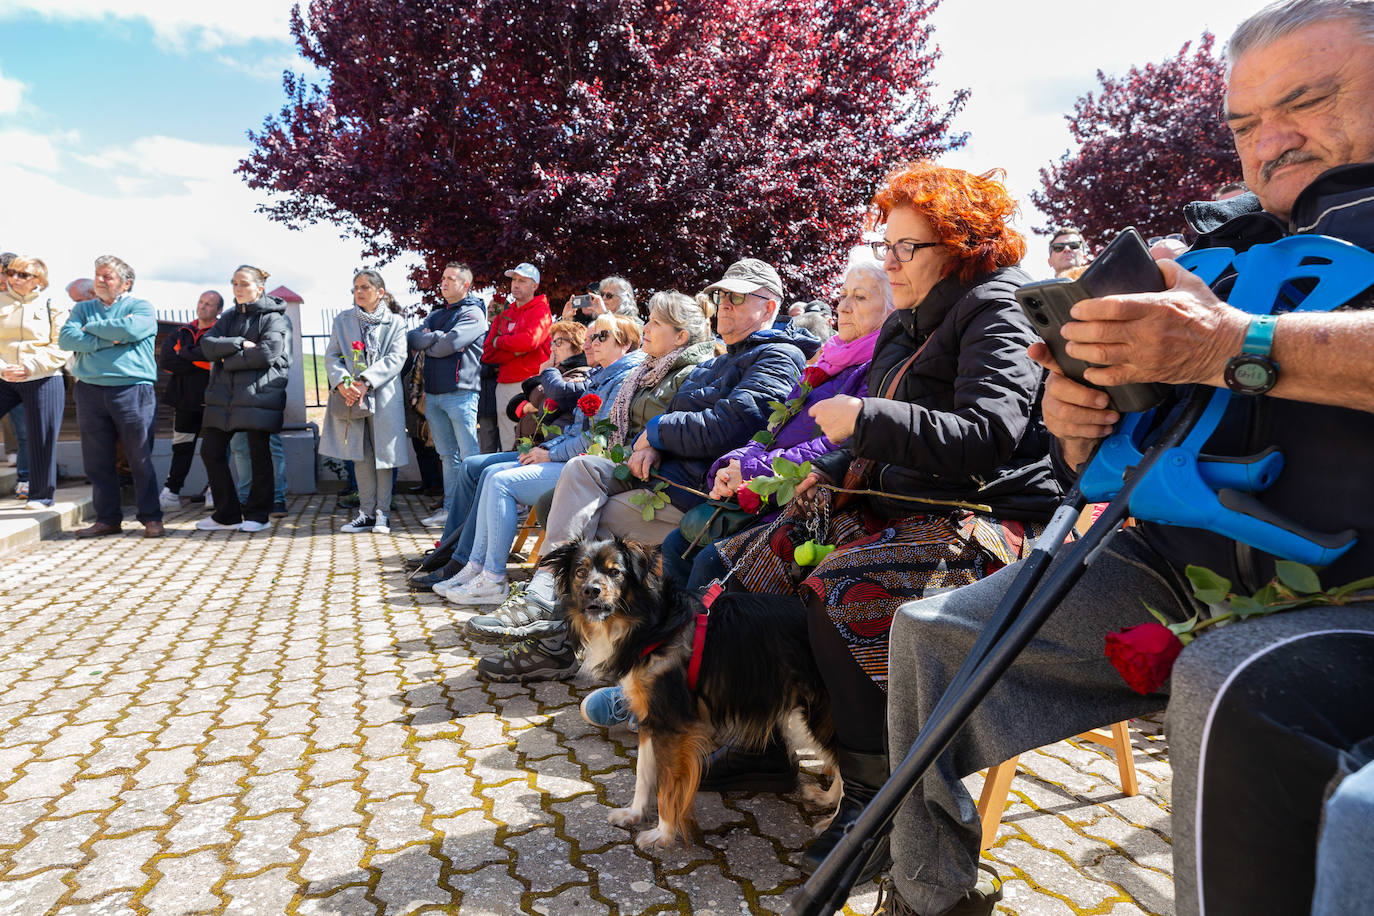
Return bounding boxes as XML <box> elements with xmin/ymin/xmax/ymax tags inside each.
<box><xmin>509</xmin><ymin>507</ymin><xmax>546</xmax><ymax>571</ymax></box>
<box><xmin>976</xmin><ymin>720</ymin><xmax>1139</xmax><ymax>850</ymax></box>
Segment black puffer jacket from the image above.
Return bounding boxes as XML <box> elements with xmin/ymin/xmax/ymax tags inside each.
<box><xmin>159</xmin><ymin>321</ymin><xmax>213</xmax><ymax>411</ymax></box>
<box><xmin>199</xmin><ymin>295</ymin><xmax>292</xmax><ymax>432</ymax></box>
<box><xmin>813</xmin><ymin>267</ymin><xmax>1060</xmax><ymax>522</ymax></box>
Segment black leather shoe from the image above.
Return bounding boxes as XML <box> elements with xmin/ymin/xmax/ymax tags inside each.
<box><xmin>408</xmin><ymin>570</ymin><xmax>449</xmax><ymax>592</ymax></box>
<box><xmin>800</xmin><ymin>747</ymin><xmax>891</xmax><ymax>882</ymax></box>
<box><xmin>698</xmin><ymin>734</ymin><xmax>797</xmax><ymax>793</ymax></box>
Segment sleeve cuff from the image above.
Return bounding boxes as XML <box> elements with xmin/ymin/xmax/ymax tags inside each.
<box><xmin>645</xmin><ymin>415</ymin><xmax>664</xmax><ymax>450</ymax></box>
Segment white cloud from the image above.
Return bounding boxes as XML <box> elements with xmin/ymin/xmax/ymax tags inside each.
<box><xmin>0</xmin><ymin>0</ymin><xmax>293</xmax><ymax>49</ymax></box>
<box><xmin>0</xmin><ymin>66</ymin><xmax>25</xmax><ymax>114</ymax></box>
<box><xmin>0</xmin><ymin>129</ymin><xmax>64</xmax><ymax>173</ymax></box>
<box><xmin>2</xmin><ymin>129</ymin><xmax>421</xmax><ymax>335</ymax></box>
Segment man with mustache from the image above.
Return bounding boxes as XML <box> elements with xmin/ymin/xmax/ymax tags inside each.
<box><xmin>875</xmin><ymin>2</ymin><xmax>1374</xmax><ymax>914</ymax></box>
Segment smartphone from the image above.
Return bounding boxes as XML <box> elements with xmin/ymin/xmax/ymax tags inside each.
<box><xmin>1016</xmin><ymin>228</ymin><xmax>1169</xmax><ymax>414</ymax></box>
<box><xmin>570</xmin><ymin>294</ymin><xmax>592</xmax><ymax>311</ymax></box>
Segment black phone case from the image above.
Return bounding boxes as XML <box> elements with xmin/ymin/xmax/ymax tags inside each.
<box><xmin>1015</xmin><ymin>228</ymin><xmax>1170</xmax><ymax>414</ymax></box>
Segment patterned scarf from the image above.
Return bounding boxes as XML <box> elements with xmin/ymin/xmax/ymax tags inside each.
<box><xmin>607</xmin><ymin>346</ymin><xmax>687</xmax><ymax>447</ymax></box>
<box><xmin>353</xmin><ymin>305</ymin><xmax>387</xmax><ymax>361</ymax></box>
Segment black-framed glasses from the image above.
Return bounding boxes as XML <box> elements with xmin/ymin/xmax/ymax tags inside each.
<box><xmin>589</xmin><ymin>329</ymin><xmax>613</xmax><ymax>343</ymax></box>
<box><xmin>4</xmin><ymin>270</ymin><xmax>33</xmax><ymax>280</ymax></box>
<box><xmin>1050</xmin><ymin>241</ymin><xmax>1083</xmax><ymax>252</ymax></box>
<box><xmin>708</xmin><ymin>289</ymin><xmax>770</xmax><ymax>307</ymax></box>
<box><xmin>870</xmin><ymin>239</ymin><xmax>942</xmax><ymax>262</ymax></box>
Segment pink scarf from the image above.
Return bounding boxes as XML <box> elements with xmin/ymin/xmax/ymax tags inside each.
<box><xmin>812</xmin><ymin>328</ymin><xmax>880</xmax><ymax>377</ymax></box>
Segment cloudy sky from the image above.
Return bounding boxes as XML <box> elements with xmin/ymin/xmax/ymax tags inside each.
<box><xmin>0</xmin><ymin>0</ymin><xmax>1263</xmax><ymax>332</ymax></box>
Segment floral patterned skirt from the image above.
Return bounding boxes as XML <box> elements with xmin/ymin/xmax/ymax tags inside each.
<box><xmin>715</xmin><ymin>504</ymin><xmax>1040</xmax><ymax>690</ymax></box>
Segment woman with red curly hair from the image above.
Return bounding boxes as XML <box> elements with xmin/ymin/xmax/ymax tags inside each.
<box><xmin>701</xmin><ymin>161</ymin><xmax>1061</xmax><ymax>885</ymax></box>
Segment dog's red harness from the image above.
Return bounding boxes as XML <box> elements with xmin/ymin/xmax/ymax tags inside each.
<box><xmin>639</xmin><ymin>611</ymin><xmax>710</xmax><ymax>692</ymax></box>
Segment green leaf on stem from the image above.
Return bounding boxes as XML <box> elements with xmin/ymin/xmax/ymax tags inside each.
<box><xmin>1186</xmin><ymin>565</ymin><xmax>1232</xmax><ymax>602</ymax></box>
<box><xmin>752</xmin><ymin>430</ymin><xmax>776</xmax><ymax>447</ymax></box>
<box><xmin>613</xmin><ymin>464</ymin><xmax>631</xmax><ymax>481</ymax></box>
<box><xmin>1274</xmin><ymin>561</ymin><xmax>1322</xmax><ymax>595</ymax></box>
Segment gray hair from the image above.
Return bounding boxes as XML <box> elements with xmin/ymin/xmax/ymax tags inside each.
<box><xmin>66</xmin><ymin>277</ymin><xmax>95</xmax><ymax>301</ymax></box>
<box><xmin>791</xmin><ymin>312</ymin><xmax>836</xmax><ymax>342</ymax></box>
<box><xmin>94</xmin><ymin>255</ymin><xmax>135</xmax><ymax>289</ymax></box>
<box><xmin>844</xmin><ymin>260</ymin><xmax>895</xmax><ymax>313</ymax></box>
<box><xmin>647</xmin><ymin>290</ymin><xmax>713</xmax><ymax>345</ymax></box>
<box><xmin>599</xmin><ymin>276</ymin><xmax>638</xmax><ymax>318</ymax></box>
<box><xmin>444</xmin><ymin>261</ymin><xmax>474</xmax><ymax>286</ymax></box>
<box><xmin>1228</xmin><ymin>0</ymin><xmax>1374</xmax><ymax>65</ymax></box>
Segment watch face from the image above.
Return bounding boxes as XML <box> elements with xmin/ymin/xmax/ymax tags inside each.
<box><xmin>1225</xmin><ymin>354</ymin><xmax>1278</xmax><ymax>395</ymax></box>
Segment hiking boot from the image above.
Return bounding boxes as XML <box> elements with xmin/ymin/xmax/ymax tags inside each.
<box><xmin>476</xmin><ymin>637</ymin><xmax>579</xmax><ymax>682</ymax></box>
<box><xmin>872</xmin><ymin>865</ymin><xmax>1002</xmax><ymax>916</ymax></box>
<box><xmin>466</xmin><ymin>587</ymin><xmax>563</xmax><ymax>642</ymax></box>
<box><xmin>800</xmin><ymin>747</ymin><xmax>891</xmax><ymax>882</ymax></box>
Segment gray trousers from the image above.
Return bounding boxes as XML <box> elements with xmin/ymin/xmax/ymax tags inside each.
<box><xmin>540</xmin><ymin>454</ymin><xmax>685</xmax><ymax>558</ymax></box>
<box><xmin>355</xmin><ymin>422</ymin><xmax>394</xmax><ymax>519</ymax></box>
<box><xmin>887</xmin><ymin>528</ymin><xmax>1193</xmax><ymax>914</ymax></box>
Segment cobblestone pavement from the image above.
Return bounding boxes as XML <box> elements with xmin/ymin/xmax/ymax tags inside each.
<box><xmin>0</xmin><ymin>496</ymin><xmax>1176</xmax><ymax>915</ymax></box>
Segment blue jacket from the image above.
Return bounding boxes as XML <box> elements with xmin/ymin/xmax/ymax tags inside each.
<box><xmin>59</xmin><ymin>295</ymin><xmax>159</xmax><ymax>386</ymax></box>
<box><xmin>406</xmin><ymin>293</ymin><xmax>487</xmax><ymax>394</ymax></box>
<box><xmin>543</xmin><ymin>350</ymin><xmax>646</xmax><ymax>462</ymax></box>
<box><xmin>646</xmin><ymin>326</ymin><xmax>819</xmax><ymax>510</ymax></box>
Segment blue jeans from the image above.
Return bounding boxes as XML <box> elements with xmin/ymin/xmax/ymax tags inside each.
<box><xmin>232</xmin><ymin>431</ymin><xmax>286</xmax><ymax>503</ymax></box>
<box><xmin>425</xmin><ymin>389</ymin><xmax>481</xmax><ymax>517</ymax></box>
<box><xmin>468</xmin><ymin>460</ymin><xmax>564</xmax><ymax>571</ymax></box>
<box><xmin>441</xmin><ymin>450</ymin><xmax>517</xmax><ymax>545</ymax></box>
<box><xmin>74</xmin><ymin>381</ymin><xmax>161</xmax><ymax>525</ymax></box>
<box><xmin>0</xmin><ymin>378</ymin><xmax>62</xmax><ymax>499</ymax></box>
<box><xmin>660</xmin><ymin>527</ymin><xmax>728</xmax><ymax>593</ymax></box>
<box><xmin>6</xmin><ymin>401</ymin><xmax>28</xmax><ymax>482</ymax></box>
<box><xmin>1312</xmin><ymin>748</ymin><xmax>1374</xmax><ymax>914</ymax></box>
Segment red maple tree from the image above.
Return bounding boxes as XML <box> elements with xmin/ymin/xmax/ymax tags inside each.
<box><xmin>1031</xmin><ymin>33</ymin><xmax>1243</xmax><ymax>249</ymax></box>
<box><xmin>238</xmin><ymin>0</ymin><xmax>967</xmax><ymax>303</ymax></box>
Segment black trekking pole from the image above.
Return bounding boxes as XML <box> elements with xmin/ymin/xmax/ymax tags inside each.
<box><xmin>788</xmin><ymin>388</ymin><xmax>1212</xmax><ymax>916</ymax></box>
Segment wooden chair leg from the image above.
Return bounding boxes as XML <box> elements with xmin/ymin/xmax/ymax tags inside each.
<box><xmin>977</xmin><ymin>756</ymin><xmax>1020</xmax><ymax>850</ymax></box>
<box><xmin>1075</xmin><ymin>720</ymin><xmax>1139</xmax><ymax>798</ymax></box>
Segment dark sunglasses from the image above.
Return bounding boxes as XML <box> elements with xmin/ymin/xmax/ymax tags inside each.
<box><xmin>4</xmin><ymin>270</ymin><xmax>34</xmax><ymax>280</ymax></box>
<box><xmin>1050</xmin><ymin>241</ymin><xmax>1083</xmax><ymax>252</ymax></box>
<box><xmin>588</xmin><ymin>330</ymin><xmax>613</xmax><ymax>343</ymax></box>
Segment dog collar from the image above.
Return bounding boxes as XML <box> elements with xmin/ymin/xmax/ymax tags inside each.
<box><xmin>637</xmin><ymin>611</ymin><xmax>709</xmax><ymax>691</ymax></box>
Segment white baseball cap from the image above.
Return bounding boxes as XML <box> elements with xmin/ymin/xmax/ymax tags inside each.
<box><xmin>503</xmin><ymin>262</ymin><xmax>541</xmax><ymax>284</ymax></box>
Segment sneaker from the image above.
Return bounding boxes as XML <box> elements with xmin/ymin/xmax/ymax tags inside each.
<box><xmin>158</xmin><ymin>486</ymin><xmax>180</xmax><ymax>510</ymax></box>
<box><xmin>240</xmin><ymin>520</ymin><xmax>269</xmax><ymax>533</ymax></box>
<box><xmin>340</xmin><ymin>513</ymin><xmax>375</xmax><ymax>534</ymax></box>
<box><xmin>476</xmin><ymin>638</ymin><xmax>579</xmax><ymax>682</ymax></box>
<box><xmin>271</xmin><ymin>500</ymin><xmax>288</xmax><ymax>517</ymax></box>
<box><xmin>873</xmin><ymin>865</ymin><xmax>1002</xmax><ymax>916</ymax></box>
<box><xmin>373</xmin><ymin>512</ymin><xmax>390</xmax><ymax>534</ymax></box>
<box><xmin>431</xmin><ymin>572</ymin><xmax>469</xmax><ymax>599</ymax></box>
<box><xmin>467</xmin><ymin>588</ymin><xmax>563</xmax><ymax>642</ymax></box>
<box><xmin>421</xmin><ymin>511</ymin><xmax>447</xmax><ymax>527</ymax></box>
<box><xmin>204</xmin><ymin>490</ymin><xmax>214</xmax><ymax>510</ymax></box>
<box><xmin>25</xmin><ymin>499</ymin><xmax>54</xmax><ymax>509</ymax></box>
<box><xmin>14</xmin><ymin>481</ymin><xmax>29</xmax><ymax>499</ymax></box>
<box><xmin>444</xmin><ymin>576</ymin><xmax>510</xmax><ymax>606</ymax></box>
<box><xmin>196</xmin><ymin>517</ymin><xmax>241</xmax><ymax>531</ymax></box>
<box><xmin>581</xmin><ymin>686</ymin><xmax>637</xmax><ymax>730</ymax></box>
<box><xmin>337</xmin><ymin>490</ymin><xmax>360</xmax><ymax>509</ymax></box>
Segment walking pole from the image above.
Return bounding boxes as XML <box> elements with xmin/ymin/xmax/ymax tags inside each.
<box><xmin>788</xmin><ymin>387</ymin><xmax>1213</xmax><ymax>916</ymax></box>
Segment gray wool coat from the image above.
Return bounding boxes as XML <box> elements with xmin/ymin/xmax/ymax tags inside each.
<box><xmin>318</xmin><ymin>307</ymin><xmax>409</xmax><ymax>469</ymax></box>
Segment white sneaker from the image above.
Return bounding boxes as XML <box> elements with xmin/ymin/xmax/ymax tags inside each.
<box><xmin>196</xmin><ymin>517</ymin><xmax>241</xmax><ymax>531</ymax></box>
<box><xmin>340</xmin><ymin>513</ymin><xmax>375</xmax><ymax>534</ymax></box>
<box><xmin>204</xmin><ymin>490</ymin><xmax>214</xmax><ymax>510</ymax></box>
<box><xmin>240</xmin><ymin>520</ymin><xmax>269</xmax><ymax>533</ymax></box>
<box><xmin>159</xmin><ymin>486</ymin><xmax>180</xmax><ymax>510</ymax></box>
<box><xmin>431</xmin><ymin>574</ymin><xmax>465</xmax><ymax>598</ymax></box>
<box><xmin>373</xmin><ymin>512</ymin><xmax>390</xmax><ymax>534</ymax></box>
<box><xmin>444</xmin><ymin>576</ymin><xmax>509</xmax><ymax>606</ymax></box>
<box><xmin>421</xmin><ymin>511</ymin><xmax>447</xmax><ymax>527</ymax></box>
<box><xmin>14</xmin><ymin>481</ymin><xmax>28</xmax><ymax>499</ymax></box>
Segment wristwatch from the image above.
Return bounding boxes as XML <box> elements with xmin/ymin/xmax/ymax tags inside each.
<box><xmin>1223</xmin><ymin>314</ymin><xmax>1280</xmax><ymax>396</ymax></box>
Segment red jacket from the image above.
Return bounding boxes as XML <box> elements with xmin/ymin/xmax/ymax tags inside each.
<box><xmin>481</xmin><ymin>293</ymin><xmax>552</xmax><ymax>383</ymax></box>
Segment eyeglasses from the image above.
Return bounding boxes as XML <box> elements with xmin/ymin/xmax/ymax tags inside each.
<box><xmin>708</xmin><ymin>289</ymin><xmax>770</xmax><ymax>307</ymax></box>
<box><xmin>1147</xmin><ymin>233</ymin><xmax>1185</xmax><ymax>246</ymax></box>
<box><xmin>870</xmin><ymin>239</ymin><xmax>942</xmax><ymax>262</ymax></box>
<box><xmin>588</xmin><ymin>330</ymin><xmax>613</xmax><ymax>343</ymax></box>
<box><xmin>1050</xmin><ymin>241</ymin><xmax>1083</xmax><ymax>252</ymax></box>
<box><xmin>4</xmin><ymin>270</ymin><xmax>33</xmax><ymax>280</ymax></box>
<box><xmin>552</xmin><ymin>337</ymin><xmax>575</xmax><ymax>348</ymax></box>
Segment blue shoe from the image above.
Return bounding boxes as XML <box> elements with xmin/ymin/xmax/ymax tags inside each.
<box><xmin>580</xmin><ymin>686</ymin><xmax>637</xmax><ymax>731</ymax></box>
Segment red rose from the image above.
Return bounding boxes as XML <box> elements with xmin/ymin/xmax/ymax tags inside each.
<box><xmin>543</xmin><ymin>398</ymin><xmax>560</xmax><ymax>414</ymax></box>
<box><xmin>1105</xmin><ymin>623</ymin><xmax>1184</xmax><ymax>695</ymax></box>
<box><xmin>351</xmin><ymin>340</ymin><xmax>364</xmax><ymax>351</ymax></box>
<box><xmin>736</xmin><ymin>484</ymin><xmax>763</xmax><ymax>514</ymax></box>
<box><xmin>578</xmin><ymin>393</ymin><xmax>603</xmax><ymax>416</ymax></box>
<box><xmin>801</xmin><ymin>366</ymin><xmax>829</xmax><ymax>389</ymax></box>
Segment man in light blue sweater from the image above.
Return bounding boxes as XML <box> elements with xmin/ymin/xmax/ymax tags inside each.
<box><xmin>58</xmin><ymin>255</ymin><xmax>164</xmax><ymax>538</ymax></box>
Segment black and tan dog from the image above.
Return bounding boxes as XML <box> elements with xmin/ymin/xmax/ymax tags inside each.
<box><xmin>544</xmin><ymin>536</ymin><xmax>839</xmax><ymax>849</ymax></box>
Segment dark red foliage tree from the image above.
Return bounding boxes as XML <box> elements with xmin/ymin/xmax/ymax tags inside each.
<box><xmin>239</xmin><ymin>0</ymin><xmax>967</xmax><ymax>303</ymax></box>
<box><xmin>1032</xmin><ymin>33</ymin><xmax>1243</xmax><ymax>249</ymax></box>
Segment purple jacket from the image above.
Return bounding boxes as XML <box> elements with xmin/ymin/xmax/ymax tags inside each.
<box><xmin>708</xmin><ymin>362</ymin><xmax>869</xmax><ymax>481</ymax></box>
